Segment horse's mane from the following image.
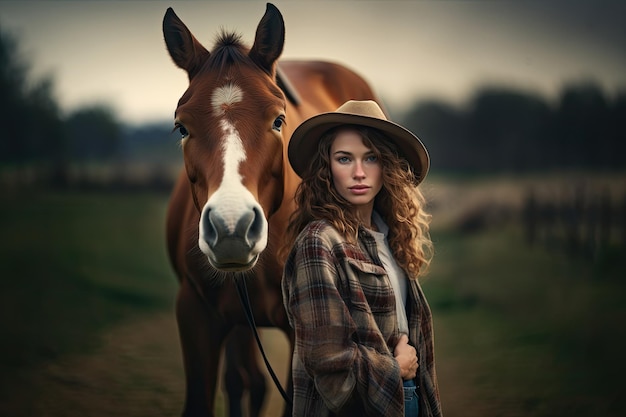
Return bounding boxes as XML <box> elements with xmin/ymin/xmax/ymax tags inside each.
<box><xmin>204</xmin><ymin>30</ymin><xmax>250</xmax><ymax>75</ymax></box>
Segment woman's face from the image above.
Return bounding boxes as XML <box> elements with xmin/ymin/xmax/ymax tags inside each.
<box><xmin>330</xmin><ymin>129</ymin><xmax>383</xmax><ymax>216</ymax></box>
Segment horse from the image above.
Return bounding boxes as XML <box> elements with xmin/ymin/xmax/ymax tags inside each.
<box><xmin>163</xmin><ymin>3</ymin><xmax>379</xmax><ymax>416</ymax></box>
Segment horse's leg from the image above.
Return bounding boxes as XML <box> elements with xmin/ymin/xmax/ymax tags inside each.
<box><xmin>223</xmin><ymin>328</ymin><xmax>245</xmax><ymax>417</ymax></box>
<box><xmin>244</xmin><ymin>330</ymin><xmax>267</xmax><ymax>417</ymax></box>
<box><xmin>224</xmin><ymin>326</ymin><xmax>267</xmax><ymax>417</ymax></box>
<box><xmin>176</xmin><ymin>279</ymin><xmax>226</xmax><ymax>417</ymax></box>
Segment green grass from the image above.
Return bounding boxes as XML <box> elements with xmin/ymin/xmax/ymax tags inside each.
<box><xmin>424</xmin><ymin>227</ymin><xmax>626</xmax><ymax>416</ymax></box>
<box><xmin>0</xmin><ymin>190</ymin><xmax>178</xmax><ymax>389</ymax></box>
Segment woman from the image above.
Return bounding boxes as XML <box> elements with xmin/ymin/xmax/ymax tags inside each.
<box><xmin>281</xmin><ymin>100</ymin><xmax>443</xmax><ymax>417</ymax></box>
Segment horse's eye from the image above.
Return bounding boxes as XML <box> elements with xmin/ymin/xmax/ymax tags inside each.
<box><xmin>272</xmin><ymin>116</ymin><xmax>285</xmax><ymax>132</ymax></box>
<box><xmin>176</xmin><ymin>124</ymin><xmax>189</xmax><ymax>139</ymax></box>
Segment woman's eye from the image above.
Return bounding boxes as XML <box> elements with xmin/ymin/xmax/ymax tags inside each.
<box><xmin>337</xmin><ymin>156</ymin><xmax>350</xmax><ymax>164</ymax></box>
<box><xmin>366</xmin><ymin>155</ymin><xmax>378</xmax><ymax>163</ymax></box>
<box><xmin>272</xmin><ymin>116</ymin><xmax>285</xmax><ymax>132</ymax></box>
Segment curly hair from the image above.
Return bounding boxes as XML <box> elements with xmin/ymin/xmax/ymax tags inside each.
<box><xmin>281</xmin><ymin>125</ymin><xmax>433</xmax><ymax>278</ymax></box>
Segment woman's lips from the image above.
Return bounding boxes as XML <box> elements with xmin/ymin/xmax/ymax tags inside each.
<box><xmin>349</xmin><ymin>185</ymin><xmax>370</xmax><ymax>195</ymax></box>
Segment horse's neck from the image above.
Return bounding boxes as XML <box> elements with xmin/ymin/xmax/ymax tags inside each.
<box><xmin>277</xmin><ymin>64</ymin><xmax>301</xmax><ymax>106</ymax></box>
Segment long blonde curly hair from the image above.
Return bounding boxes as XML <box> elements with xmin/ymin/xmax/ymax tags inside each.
<box><xmin>281</xmin><ymin>125</ymin><xmax>433</xmax><ymax>278</ymax></box>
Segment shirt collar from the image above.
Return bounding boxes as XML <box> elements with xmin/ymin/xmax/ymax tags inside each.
<box><xmin>371</xmin><ymin>210</ymin><xmax>389</xmax><ymax>238</ymax></box>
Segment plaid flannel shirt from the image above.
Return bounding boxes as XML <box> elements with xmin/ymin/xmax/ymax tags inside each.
<box><xmin>282</xmin><ymin>219</ymin><xmax>442</xmax><ymax>417</ymax></box>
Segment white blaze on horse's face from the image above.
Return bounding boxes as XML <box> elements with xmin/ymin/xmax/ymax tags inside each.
<box><xmin>197</xmin><ymin>83</ymin><xmax>268</xmax><ymax>271</ymax></box>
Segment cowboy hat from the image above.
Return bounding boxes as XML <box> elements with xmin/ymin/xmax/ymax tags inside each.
<box><xmin>288</xmin><ymin>100</ymin><xmax>430</xmax><ymax>184</ymax></box>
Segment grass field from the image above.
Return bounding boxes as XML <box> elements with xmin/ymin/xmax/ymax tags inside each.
<box><xmin>0</xmin><ymin>181</ymin><xmax>624</xmax><ymax>416</ymax></box>
<box><xmin>0</xmin><ymin>190</ymin><xmax>178</xmax><ymax>411</ymax></box>
<box><xmin>427</xmin><ymin>228</ymin><xmax>626</xmax><ymax>416</ymax></box>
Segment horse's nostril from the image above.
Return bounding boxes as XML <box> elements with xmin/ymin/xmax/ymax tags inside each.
<box><xmin>234</xmin><ymin>207</ymin><xmax>264</xmax><ymax>247</ymax></box>
<box><xmin>203</xmin><ymin>208</ymin><xmax>218</xmax><ymax>246</ymax></box>
<box><xmin>248</xmin><ymin>206</ymin><xmax>264</xmax><ymax>241</ymax></box>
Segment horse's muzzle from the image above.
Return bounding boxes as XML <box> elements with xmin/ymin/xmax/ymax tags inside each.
<box><xmin>198</xmin><ymin>204</ymin><xmax>268</xmax><ymax>271</ymax></box>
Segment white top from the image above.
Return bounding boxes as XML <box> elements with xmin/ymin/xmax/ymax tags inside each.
<box><xmin>370</xmin><ymin>211</ymin><xmax>409</xmax><ymax>335</ymax></box>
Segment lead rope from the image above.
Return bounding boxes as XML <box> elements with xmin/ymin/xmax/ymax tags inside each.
<box><xmin>235</xmin><ymin>278</ymin><xmax>293</xmax><ymax>407</ymax></box>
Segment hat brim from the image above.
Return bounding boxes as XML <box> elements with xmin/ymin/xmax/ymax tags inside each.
<box><xmin>288</xmin><ymin>112</ymin><xmax>430</xmax><ymax>184</ymax></box>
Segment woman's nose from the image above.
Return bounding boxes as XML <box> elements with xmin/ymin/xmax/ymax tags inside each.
<box><xmin>353</xmin><ymin>161</ymin><xmax>366</xmax><ymax>178</ymax></box>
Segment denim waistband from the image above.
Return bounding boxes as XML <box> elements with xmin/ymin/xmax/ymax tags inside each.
<box><xmin>403</xmin><ymin>379</ymin><xmax>419</xmax><ymax>417</ymax></box>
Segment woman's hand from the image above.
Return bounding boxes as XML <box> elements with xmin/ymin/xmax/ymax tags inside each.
<box><xmin>394</xmin><ymin>334</ymin><xmax>419</xmax><ymax>380</ymax></box>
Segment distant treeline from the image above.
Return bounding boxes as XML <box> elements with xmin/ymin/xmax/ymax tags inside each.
<box><xmin>1</xmin><ymin>26</ymin><xmax>625</xmax><ymax>190</ymax></box>
<box><xmin>0</xmin><ymin>28</ymin><xmax>179</xmax><ymax>189</ymax></box>
<box><xmin>399</xmin><ymin>84</ymin><xmax>626</xmax><ymax>173</ymax></box>
<box><xmin>0</xmin><ymin>30</ymin><xmax>122</xmax><ymax>167</ymax></box>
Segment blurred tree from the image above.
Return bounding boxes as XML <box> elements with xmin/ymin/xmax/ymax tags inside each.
<box><xmin>466</xmin><ymin>87</ymin><xmax>551</xmax><ymax>173</ymax></box>
<box><xmin>0</xmin><ymin>28</ymin><xmax>30</xmax><ymax>163</ymax></box>
<box><xmin>401</xmin><ymin>83</ymin><xmax>624</xmax><ymax>174</ymax></box>
<box><xmin>555</xmin><ymin>82</ymin><xmax>611</xmax><ymax>170</ymax></box>
<box><xmin>0</xmin><ymin>26</ymin><xmax>67</xmax><ymax>185</ymax></box>
<box><xmin>65</xmin><ymin>105</ymin><xmax>121</xmax><ymax>161</ymax></box>
<box><xmin>402</xmin><ymin>100</ymin><xmax>468</xmax><ymax>171</ymax></box>
<box><xmin>607</xmin><ymin>90</ymin><xmax>626</xmax><ymax>170</ymax></box>
<box><xmin>0</xmin><ymin>26</ymin><xmax>124</xmax><ymax>188</ymax></box>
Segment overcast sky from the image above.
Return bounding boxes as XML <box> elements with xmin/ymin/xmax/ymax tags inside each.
<box><xmin>1</xmin><ymin>0</ymin><xmax>624</xmax><ymax>125</ymax></box>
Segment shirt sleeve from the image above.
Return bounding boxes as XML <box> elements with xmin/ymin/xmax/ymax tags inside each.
<box><xmin>283</xmin><ymin>230</ymin><xmax>404</xmax><ymax>416</ymax></box>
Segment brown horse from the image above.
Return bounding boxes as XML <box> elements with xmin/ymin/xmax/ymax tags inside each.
<box><xmin>163</xmin><ymin>3</ymin><xmax>379</xmax><ymax>416</ymax></box>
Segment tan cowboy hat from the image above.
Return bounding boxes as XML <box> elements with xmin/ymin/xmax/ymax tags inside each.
<box><xmin>288</xmin><ymin>100</ymin><xmax>430</xmax><ymax>184</ymax></box>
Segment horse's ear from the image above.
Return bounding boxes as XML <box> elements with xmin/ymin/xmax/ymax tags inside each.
<box><xmin>163</xmin><ymin>7</ymin><xmax>210</xmax><ymax>79</ymax></box>
<box><xmin>249</xmin><ymin>3</ymin><xmax>285</xmax><ymax>76</ymax></box>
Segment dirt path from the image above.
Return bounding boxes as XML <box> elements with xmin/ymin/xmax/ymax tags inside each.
<box><xmin>5</xmin><ymin>312</ymin><xmax>471</xmax><ymax>417</ymax></box>
<box><xmin>10</xmin><ymin>313</ymin><xmax>186</xmax><ymax>417</ymax></box>
<box><xmin>4</xmin><ymin>312</ymin><xmax>291</xmax><ymax>417</ymax></box>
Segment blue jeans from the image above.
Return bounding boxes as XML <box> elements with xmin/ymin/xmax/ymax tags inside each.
<box><xmin>403</xmin><ymin>379</ymin><xmax>419</xmax><ymax>417</ymax></box>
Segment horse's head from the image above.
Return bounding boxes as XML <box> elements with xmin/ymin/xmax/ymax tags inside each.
<box><xmin>163</xmin><ymin>4</ymin><xmax>287</xmax><ymax>272</ymax></box>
